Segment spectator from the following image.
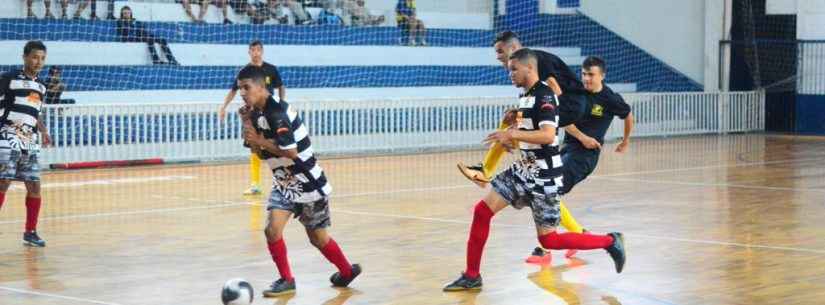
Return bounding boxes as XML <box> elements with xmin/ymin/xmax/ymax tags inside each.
<box><xmin>341</xmin><ymin>0</ymin><xmax>384</xmax><ymax>26</ymax></box>
<box><xmin>89</xmin><ymin>0</ymin><xmax>116</xmax><ymax>20</ymax></box>
<box><xmin>116</xmin><ymin>6</ymin><xmax>179</xmax><ymax>65</ymax></box>
<box><xmin>269</xmin><ymin>0</ymin><xmax>312</xmax><ymax>25</ymax></box>
<box><xmin>396</xmin><ymin>0</ymin><xmax>426</xmax><ymax>45</ymax></box>
<box><xmin>317</xmin><ymin>0</ymin><xmax>343</xmax><ymax>25</ymax></box>
<box><xmin>44</xmin><ymin>66</ymin><xmax>74</xmax><ymax>104</ymax></box>
<box><xmin>231</xmin><ymin>0</ymin><xmax>270</xmax><ymax>24</ymax></box>
<box><xmin>25</xmin><ymin>0</ymin><xmax>56</xmax><ymax>19</ymax></box>
<box><xmin>58</xmin><ymin>0</ymin><xmax>92</xmax><ymax>19</ymax></box>
<box><xmin>181</xmin><ymin>0</ymin><xmax>232</xmax><ymax>24</ymax></box>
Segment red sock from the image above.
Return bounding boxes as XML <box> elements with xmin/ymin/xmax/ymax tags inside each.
<box><xmin>320</xmin><ymin>238</ymin><xmax>353</xmax><ymax>278</ymax></box>
<box><xmin>267</xmin><ymin>239</ymin><xmax>293</xmax><ymax>281</ymax></box>
<box><xmin>538</xmin><ymin>231</ymin><xmax>613</xmax><ymax>250</ymax></box>
<box><xmin>25</xmin><ymin>197</ymin><xmax>41</xmax><ymax>232</ymax></box>
<box><xmin>465</xmin><ymin>200</ymin><xmax>494</xmax><ymax>278</ymax></box>
<box><xmin>0</xmin><ymin>191</ymin><xmax>5</xmax><ymax>210</ymax></box>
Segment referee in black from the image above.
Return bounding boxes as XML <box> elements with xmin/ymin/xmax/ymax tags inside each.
<box><xmin>219</xmin><ymin>40</ymin><xmax>285</xmax><ymax>196</ymax></box>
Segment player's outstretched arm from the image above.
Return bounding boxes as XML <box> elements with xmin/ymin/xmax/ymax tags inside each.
<box><xmin>565</xmin><ymin>124</ymin><xmax>600</xmax><ymax>150</ymax></box>
<box><xmin>218</xmin><ymin>89</ymin><xmax>238</xmax><ymax>122</ymax></box>
<box><xmin>616</xmin><ymin>112</ymin><xmax>634</xmax><ymax>153</ymax></box>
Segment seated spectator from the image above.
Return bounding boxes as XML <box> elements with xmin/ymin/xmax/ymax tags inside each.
<box><xmin>396</xmin><ymin>0</ymin><xmax>426</xmax><ymax>45</ymax></box>
<box><xmin>317</xmin><ymin>0</ymin><xmax>343</xmax><ymax>25</ymax></box>
<box><xmin>341</xmin><ymin>0</ymin><xmax>384</xmax><ymax>26</ymax></box>
<box><xmin>44</xmin><ymin>66</ymin><xmax>75</xmax><ymax>104</ymax></box>
<box><xmin>269</xmin><ymin>0</ymin><xmax>312</xmax><ymax>25</ymax></box>
<box><xmin>230</xmin><ymin>0</ymin><xmax>270</xmax><ymax>24</ymax></box>
<box><xmin>89</xmin><ymin>0</ymin><xmax>116</xmax><ymax>20</ymax></box>
<box><xmin>181</xmin><ymin>0</ymin><xmax>232</xmax><ymax>24</ymax></box>
<box><xmin>116</xmin><ymin>6</ymin><xmax>179</xmax><ymax>65</ymax></box>
<box><xmin>25</xmin><ymin>0</ymin><xmax>56</xmax><ymax>18</ymax></box>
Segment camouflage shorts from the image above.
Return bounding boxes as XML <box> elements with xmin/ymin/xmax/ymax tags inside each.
<box><xmin>491</xmin><ymin>168</ymin><xmax>561</xmax><ymax>228</ymax></box>
<box><xmin>0</xmin><ymin>148</ymin><xmax>40</xmax><ymax>182</ymax></box>
<box><xmin>267</xmin><ymin>190</ymin><xmax>331</xmax><ymax>230</ymax></box>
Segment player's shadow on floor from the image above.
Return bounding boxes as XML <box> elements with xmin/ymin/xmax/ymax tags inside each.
<box><xmin>442</xmin><ymin>288</ymin><xmax>480</xmax><ymax>305</ymax></box>
<box><xmin>268</xmin><ymin>288</ymin><xmax>362</xmax><ymax>305</ymax></box>
<box><xmin>527</xmin><ymin>257</ymin><xmax>623</xmax><ymax>305</ymax></box>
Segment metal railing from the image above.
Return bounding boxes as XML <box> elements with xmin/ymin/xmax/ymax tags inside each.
<box><xmin>39</xmin><ymin>91</ymin><xmax>765</xmax><ymax>165</ymax></box>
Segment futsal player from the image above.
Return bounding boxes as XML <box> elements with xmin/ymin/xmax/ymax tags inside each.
<box><xmin>219</xmin><ymin>40</ymin><xmax>286</xmax><ymax>195</ymax></box>
<box><xmin>237</xmin><ymin>66</ymin><xmax>360</xmax><ymax>297</ymax></box>
<box><xmin>0</xmin><ymin>40</ymin><xmax>53</xmax><ymax>247</ymax></box>
<box><xmin>443</xmin><ymin>49</ymin><xmax>625</xmax><ymax>291</ymax></box>
<box><xmin>459</xmin><ymin>31</ymin><xmax>590</xmax><ymax>260</ymax></box>
<box><xmin>558</xmin><ymin>56</ymin><xmax>634</xmax><ymax>196</ymax></box>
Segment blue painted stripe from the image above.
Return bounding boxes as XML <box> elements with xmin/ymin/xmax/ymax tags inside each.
<box><xmin>0</xmin><ymin>18</ymin><xmax>493</xmax><ymax>46</ymax></box>
<box><xmin>557</xmin><ymin>0</ymin><xmax>580</xmax><ymax>8</ymax></box>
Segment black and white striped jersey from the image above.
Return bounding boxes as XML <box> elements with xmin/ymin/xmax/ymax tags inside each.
<box><xmin>250</xmin><ymin>97</ymin><xmax>331</xmax><ymax>202</ymax></box>
<box><xmin>511</xmin><ymin>81</ymin><xmax>564</xmax><ymax>194</ymax></box>
<box><xmin>0</xmin><ymin>70</ymin><xmax>45</xmax><ymax>151</ymax></box>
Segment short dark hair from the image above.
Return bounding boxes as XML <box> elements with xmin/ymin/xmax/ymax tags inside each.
<box><xmin>24</xmin><ymin>40</ymin><xmax>46</xmax><ymax>56</ymax></box>
<box><xmin>237</xmin><ymin>65</ymin><xmax>267</xmax><ymax>86</ymax></box>
<box><xmin>249</xmin><ymin>40</ymin><xmax>263</xmax><ymax>48</ymax></box>
<box><xmin>494</xmin><ymin>31</ymin><xmax>519</xmax><ymax>46</ymax></box>
<box><xmin>582</xmin><ymin>56</ymin><xmax>606</xmax><ymax>73</ymax></box>
<box><xmin>509</xmin><ymin>48</ymin><xmax>537</xmax><ymax>66</ymax></box>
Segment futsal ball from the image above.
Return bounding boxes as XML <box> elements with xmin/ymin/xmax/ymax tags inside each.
<box><xmin>221</xmin><ymin>278</ymin><xmax>254</xmax><ymax>305</ymax></box>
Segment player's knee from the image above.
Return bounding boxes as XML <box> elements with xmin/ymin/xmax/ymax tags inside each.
<box><xmin>306</xmin><ymin>229</ymin><xmax>329</xmax><ymax>249</ymax></box>
<box><xmin>0</xmin><ymin>180</ymin><xmax>10</xmax><ymax>192</ymax></box>
<box><xmin>473</xmin><ymin>201</ymin><xmax>494</xmax><ymax>219</ymax></box>
<box><xmin>264</xmin><ymin>226</ymin><xmax>283</xmax><ymax>242</ymax></box>
<box><xmin>537</xmin><ymin>231</ymin><xmax>559</xmax><ymax>249</ymax></box>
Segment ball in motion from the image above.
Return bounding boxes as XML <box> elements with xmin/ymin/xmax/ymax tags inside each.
<box><xmin>222</xmin><ymin>278</ymin><xmax>254</xmax><ymax>305</ymax></box>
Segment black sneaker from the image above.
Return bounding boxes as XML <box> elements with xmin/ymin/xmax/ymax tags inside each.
<box><xmin>605</xmin><ymin>232</ymin><xmax>625</xmax><ymax>273</ymax></box>
<box><xmin>23</xmin><ymin>231</ymin><xmax>46</xmax><ymax>247</ymax></box>
<box><xmin>443</xmin><ymin>273</ymin><xmax>482</xmax><ymax>292</ymax></box>
<box><xmin>330</xmin><ymin>263</ymin><xmax>361</xmax><ymax>287</ymax></box>
<box><xmin>262</xmin><ymin>278</ymin><xmax>295</xmax><ymax>297</ymax></box>
<box><xmin>531</xmin><ymin>247</ymin><xmax>545</xmax><ymax>257</ymax></box>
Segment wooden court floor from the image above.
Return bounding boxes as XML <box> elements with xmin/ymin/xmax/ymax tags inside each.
<box><xmin>0</xmin><ymin>134</ymin><xmax>824</xmax><ymax>305</ymax></box>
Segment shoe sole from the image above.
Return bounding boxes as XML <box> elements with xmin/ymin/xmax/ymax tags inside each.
<box><xmin>332</xmin><ymin>264</ymin><xmax>362</xmax><ymax>287</ymax></box>
<box><xmin>23</xmin><ymin>241</ymin><xmax>45</xmax><ymax>247</ymax></box>
<box><xmin>243</xmin><ymin>189</ymin><xmax>262</xmax><ymax>195</ymax></box>
<box><xmin>456</xmin><ymin>163</ymin><xmax>490</xmax><ymax>188</ymax></box>
<box><xmin>525</xmin><ymin>254</ymin><xmax>552</xmax><ymax>264</ymax></box>
<box><xmin>610</xmin><ymin>233</ymin><xmax>626</xmax><ymax>273</ymax></box>
<box><xmin>443</xmin><ymin>286</ymin><xmax>482</xmax><ymax>292</ymax></box>
<box><xmin>262</xmin><ymin>289</ymin><xmax>295</xmax><ymax>297</ymax></box>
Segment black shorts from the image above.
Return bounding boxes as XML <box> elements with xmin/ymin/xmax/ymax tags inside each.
<box><xmin>559</xmin><ymin>143</ymin><xmax>600</xmax><ymax>195</ymax></box>
<box><xmin>557</xmin><ymin>92</ymin><xmax>588</xmax><ymax>127</ymax></box>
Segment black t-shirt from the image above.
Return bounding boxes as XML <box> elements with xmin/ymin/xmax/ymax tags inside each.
<box><xmin>232</xmin><ymin>62</ymin><xmax>283</xmax><ymax>94</ymax></box>
<box><xmin>564</xmin><ymin>85</ymin><xmax>631</xmax><ymax>146</ymax></box>
<box><xmin>533</xmin><ymin>49</ymin><xmax>586</xmax><ymax>95</ymax></box>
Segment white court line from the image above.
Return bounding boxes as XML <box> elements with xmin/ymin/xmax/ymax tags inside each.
<box><xmin>189</xmin><ymin>197</ymin><xmax>825</xmax><ymax>256</ymax></box>
<box><xmin>592</xmin><ymin>156</ymin><xmax>825</xmax><ymax>178</ymax></box>
<box><xmin>591</xmin><ymin>176</ymin><xmax>825</xmax><ymax>193</ymax></box>
<box><xmin>6</xmin><ymin>175</ymin><xmax>197</xmax><ymax>191</ymax></box>
<box><xmin>0</xmin><ymin>200</ymin><xmax>249</xmax><ymax>225</ymax></box>
<box><xmin>0</xmin><ymin>286</ymin><xmax>125</xmax><ymax>305</ymax></box>
<box><xmin>329</xmin><ymin>209</ymin><xmax>825</xmax><ymax>255</ymax></box>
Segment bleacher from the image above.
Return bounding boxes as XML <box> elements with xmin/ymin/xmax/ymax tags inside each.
<box><xmin>0</xmin><ymin>0</ymin><xmax>700</xmax><ymax>105</ymax></box>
